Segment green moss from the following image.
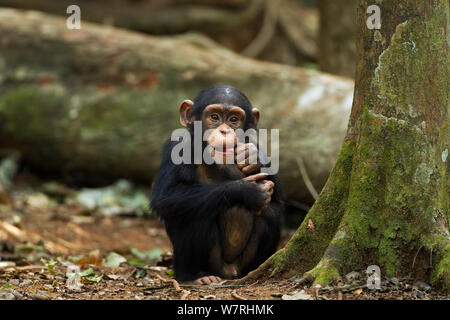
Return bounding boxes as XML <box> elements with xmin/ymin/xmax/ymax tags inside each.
<box><xmin>372</xmin><ymin>3</ymin><xmax>448</xmax><ymax>125</ymax></box>
<box><xmin>268</xmin><ymin>249</ymin><xmax>287</xmax><ymax>277</ymax></box>
<box><xmin>275</xmin><ymin>140</ymin><xmax>355</xmax><ymax>277</ymax></box>
<box><xmin>306</xmin><ymin>258</ymin><xmax>340</xmax><ymax>286</ymax></box>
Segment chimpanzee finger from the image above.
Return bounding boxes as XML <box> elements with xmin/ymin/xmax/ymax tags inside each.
<box><xmin>235</xmin><ymin>144</ymin><xmax>258</xmax><ymax>166</ymax></box>
<box><xmin>243</xmin><ymin>172</ymin><xmax>268</xmax><ymax>182</ymax></box>
<box><xmin>242</xmin><ymin>164</ymin><xmax>261</xmax><ymax>175</ymax></box>
<box><xmin>234</xmin><ymin>143</ymin><xmax>247</xmax><ymax>159</ymax></box>
<box><xmin>261</xmin><ymin>180</ymin><xmax>275</xmax><ymax>187</ymax></box>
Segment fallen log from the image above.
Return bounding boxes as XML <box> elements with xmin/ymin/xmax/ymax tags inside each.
<box><xmin>0</xmin><ymin>8</ymin><xmax>354</xmax><ymax>204</ymax></box>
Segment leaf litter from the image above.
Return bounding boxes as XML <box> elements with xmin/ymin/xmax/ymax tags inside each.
<box><xmin>0</xmin><ymin>174</ymin><xmax>449</xmax><ymax>300</ymax></box>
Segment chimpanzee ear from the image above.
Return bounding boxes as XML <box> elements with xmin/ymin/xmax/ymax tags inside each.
<box><xmin>252</xmin><ymin>108</ymin><xmax>260</xmax><ymax>127</ymax></box>
<box><xmin>180</xmin><ymin>99</ymin><xmax>194</xmax><ymax>127</ymax></box>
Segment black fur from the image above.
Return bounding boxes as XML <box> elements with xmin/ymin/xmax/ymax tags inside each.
<box><xmin>150</xmin><ymin>85</ymin><xmax>283</xmax><ymax>282</ymax></box>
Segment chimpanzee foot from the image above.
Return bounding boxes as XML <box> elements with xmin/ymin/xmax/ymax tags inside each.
<box><xmin>220</xmin><ymin>263</ymin><xmax>239</xmax><ymax>279</ymax></box>
<box><xmin>194</xmin><ymin>275</ymin><xmax>222</xmax><ymax>285</ymax></box>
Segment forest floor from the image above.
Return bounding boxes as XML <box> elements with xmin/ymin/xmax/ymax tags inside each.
<box><xmin>0</xmin><ymin>173</ymin><xmax>449</xmax><ymax>301</ymax></box>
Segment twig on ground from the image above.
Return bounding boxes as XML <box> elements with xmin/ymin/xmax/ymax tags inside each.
<box><xmin>154</xmin><ymin>273</ymin><xmax>191</xmax><ymax>300</ymax></box>
<box><xmin>0</xmin><ymin>221</ymin><xmax>26</xmax><ymax>241</ymax></box>
<box><xmin>296</xmin><ymin>157</ymin><xmax>319</xmax><ymax>200</ymax></box>
<box><xmin>154</xmin><ymin>273</ymin><xmax>181</xmax><ymax>291</ymax></box>
<box><xmin>231</xmin><ymin>289</ymin><xmax>246</xmax><ymax>300</ymax></box>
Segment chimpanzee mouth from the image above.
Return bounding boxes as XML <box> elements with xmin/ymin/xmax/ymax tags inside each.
<box><xmin>212</xmin><ymin>145</ymin><xmax>234</xmax><ymax>155</ymax></box>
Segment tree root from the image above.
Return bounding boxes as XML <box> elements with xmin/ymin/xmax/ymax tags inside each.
<box><xmin>299</xmin><ymin>257</ymin><xmax>341</xmax><ymax>287</ymax></box>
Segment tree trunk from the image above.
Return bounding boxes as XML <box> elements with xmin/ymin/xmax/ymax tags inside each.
<box><xmin>0</xmin><ymin>9</ymin><xmax>353</xmax><ymax>204</ymax></box>
<box><xmin>243</xmin><ymin>0</ymin><xmax>449</xmax><ymax>291</ymax></box>
<box><xmin>318</xmin><ymin>0</ymin><xmax>357</xmax><ymax>78</ymax></box>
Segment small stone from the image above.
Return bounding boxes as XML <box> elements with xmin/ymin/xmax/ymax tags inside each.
<box><xmin>148</xmin><ymin>266</ymin><xmax>167</xmax><ymax>272</ymax></box>
<box><xmin>8</xmin><ymin>279</ymin><xmax>20</xmax><ymax>286</ymax></box>
<box><xmin>0</xmin><ymin>292</ymin><xmax>16</xmax><ymax>300</ymax></box>
<box><xmin>106</xmin><ymin>274</ymin><xmax>121</xmax><ymax>280</ymax></box>
<box><xmin>20</xmin><ymin>279</ymin><xmax>33</xmax><ymax>287</ymax></box>
<box><xmin>203</xmin><ymin>295</ymin><xmax>216</xmax><ymax>299</ymax></box>
<box><xmin>136</xmin><ymin>282</ymin><xmax>144</xmax><ymax>287</ymax></box>
<box><xmin>390</xmin><ymin>277</ymin><xmax>400</xmax><ymax>286</ymax></box>
<box><xmin>12</xmin><ymin>290</ymin><xmax>23</xmax><ymax>299</ymax></box>
<box><xmin>0</xmin><ymin>261</ymin><xmax>16</xmax><ymax>268</ymax></box>
<box><xmin>282</xmin><ymin>290</ymin><xmax>312</xmax><ymax>300</ymax></box>
<box><xmin>345</xmin><ymin>271</ymin><xmax>361</xmax><ymax>283</ymax></box>
<box><xmin>142</xmin><ymin>277</ymin><xmax>156</xmax><ymax>285</ymax></box>
<box><xmin>31</xmin><ymin>292</ymin><xmax>50</xmax><ymax>300</ymax></box>
<box><xmin>413</xmin><ymin>290</ymin><xmax>425</xmax><ymax>299</ymax></box>
<box><xmin>415</xmin><ymin>281</ymin><xmax>431</xmax><ymax>292</ymax></box>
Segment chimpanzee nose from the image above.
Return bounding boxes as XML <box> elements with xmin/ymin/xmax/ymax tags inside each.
<box><xmin>219</xmin><ymin>126</ymin><xmax>231</xmax><ymax>135</ymax></box>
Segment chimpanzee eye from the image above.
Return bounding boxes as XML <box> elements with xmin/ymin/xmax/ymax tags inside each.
<box><xmin>229</xmin><ymin>116</ymin><xmax>239</xmax><ymax>123</ymax></box>
<box><xmin>210</xmin><ymin>114</ymin><xmax>220</xmax><ymax>121</ymax></box>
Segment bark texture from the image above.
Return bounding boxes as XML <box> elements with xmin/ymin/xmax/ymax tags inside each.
<box><xmin>0</xmin><ymin>9</ymin><xmax>353</xmax><ymax>203</ymax></box>
<box><xmin>244</xmin><ymin>0</ymin><xmax>449</xmax><ymax>291</ymax></box>
<box><xmin>318</xmin><ymin>0</ymin><xmax>357</xmax><ymax>78</ymax></box>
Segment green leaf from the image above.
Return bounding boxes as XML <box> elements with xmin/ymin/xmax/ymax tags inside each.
<box><xmin>130</xmin><ymin>248</ymin><xmax>162</xmax><ymax>263</ymax></box>
<box><xmin>40</xmin><ymin>258</ymin><xmax>57</xmax><ymax>271</ymax></box>
<box><xmin>165</xmin><ymin>270</ymin><xmax>174</xmax><ymax>276</ymax></box>
<box><xmin>127</xmin><ymin>259</ymin><xmax>145</xmax><ymax>267</ymax></box>
<box><xmin>84</xmin><ymin>274</ymin><xmax>103</xmax><ymax>283</ymax></box>
<box><xmin>79</xmin><ymin>267</ymin><xmax>94</xmax><ymax>277</ymax></box>
<box><xmin>2</xmin><ymin>283</ymin><xmax>16</xmax><ymax>290</ymax></box>
<box><xmin>133</xmin><ymin>268</ymin><xmax>147</xmax><ymax>279</ymax></box>
<box><xmin>103</xmin><ymin>252</ymin><xmax>127</xmax><ymax>267</ymax></box>
<box><xmin>14</xmin><ymin>242</ymin><xmax>46</xmax><ymax>261</ymax></box>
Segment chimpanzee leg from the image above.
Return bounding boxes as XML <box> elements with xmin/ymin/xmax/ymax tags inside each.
<box><xmin>237</xmin><ymin>215</ymin><xmax>279</xmax><ymax>277</ymax></box>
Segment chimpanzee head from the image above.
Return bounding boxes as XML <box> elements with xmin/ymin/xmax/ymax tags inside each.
<box><xmin>179</xmin><ymin>85</ymin><xmax>259</xmax><ymax>130</ymax></box>
<box><xmin>179</xmin><ymin>85</ymin><xmax>260</xmax><ymax>164</ymax></box>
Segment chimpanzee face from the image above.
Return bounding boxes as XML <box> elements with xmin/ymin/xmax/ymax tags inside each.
<box><xmin>202</xmin><ymin>104</ymin><xmax>246</xmax><ymax>162</ymax></box>
<box><xmin>179</xmin><ymin>85</ymin><xmax>260</xmax><ymax>164</ymax></box>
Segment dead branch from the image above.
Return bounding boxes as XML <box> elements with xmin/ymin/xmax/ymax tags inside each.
<box><xmin>242</xmin><ymin>0</ymin><xmax>281</xmax><ymax>57</ymax></box>
<box><xmin>296</xmin><ymin>157</ymin><xmax>319</xmax><ymax>200</ymax></box>
<box><xmin>231</xmin><ymin>289</ymin><xmax>246</xmax><ymax>300</ymax></box>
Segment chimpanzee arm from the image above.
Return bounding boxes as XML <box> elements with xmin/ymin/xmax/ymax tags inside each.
<box><xmin>150</xmin><ymin>140</ymin><xmax>267</xmax><ymax>223</ymax></box>
<box><xmin>152</xmin><ymin>180</ymin><xmax>267</xmax><ymax>222</ymax></box>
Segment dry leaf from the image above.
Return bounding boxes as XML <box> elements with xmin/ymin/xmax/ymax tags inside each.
<box><xmin>353</xmin><ymin>288</ymin><xmax>363</xmax><ymax>295</ymax></box>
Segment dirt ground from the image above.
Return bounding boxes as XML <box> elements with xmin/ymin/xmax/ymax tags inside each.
<box><xmin>0</xmin><ymin>175</ymin><xmax>448</xmax><ymax>301</ymax></box>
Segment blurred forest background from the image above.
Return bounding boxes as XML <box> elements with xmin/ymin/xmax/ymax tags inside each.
<box><xmin>0</xmin><ymin>0</ymin><xmax>358</xmax><ymax>226</ymax></box>
<box><xmin>0</xmin><ymin>0</ymin><xmax>447</xmax><ymax>301</ymax></box>
<box><xmin>0</xmin><ymin>0</ymin><xmax>361</xmax><ymax>299</ymax></box>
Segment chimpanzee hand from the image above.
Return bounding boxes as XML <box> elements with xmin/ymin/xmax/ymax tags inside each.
<box><xmin>257</xmin><ymin>180</ymin><xmax>274</xmax><ymax>214</ymax></box>
<box><xmin>242</xmin><ymin>173</ymin><xmax>274</xmax><ymax>215</ymax></box>
<box><xmin>235</xmin><ymin>143</ymin><xmax>261</xmax><ymax>176</ymax></box>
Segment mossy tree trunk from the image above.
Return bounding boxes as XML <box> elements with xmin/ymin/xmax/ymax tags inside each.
<box><xmin>318</xmin><ymin>0</ymin><xmax>357</xmax><ymax>78</ymax></box>
<box><xmin>244</xmin><ymin>0</ymin><xmax>449</xmax><ymax>291</ymax></box>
